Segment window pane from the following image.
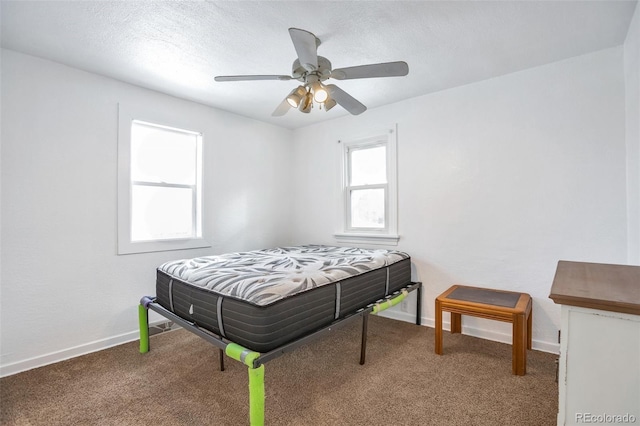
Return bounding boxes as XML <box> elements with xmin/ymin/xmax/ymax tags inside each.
<box><xmin>131</xmin><ymin>185</ymin><xmax>194</xmax><ymax>241</ymax></box>
<box><xmin>350</xmin><ymin>145</ymin><xmax>386</xmax><ymax>186</ymax></box>
<box><xmin>350</xmin><ymin>188</ymin><xmax>385</xmax><ymax>229</ymax></box>
<box><xmin>131</xmin><ymin>121</ymin><xmax>197</xmax><ymax>185</ymax></box>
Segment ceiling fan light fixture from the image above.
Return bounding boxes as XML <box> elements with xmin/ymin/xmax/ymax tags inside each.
<box><xmin>286</xmin><ymin>85</ymin><xmax>306</xmax><ymax>108</ymax></box>
<box><xmin>286</xmin><ymin>97</ymin><xmax>298</xmax><ymax>108</ymax></box>
<box><xmin>299</xmin><ymin>91</ymin><xmax>313</xmax><ymax>113</ymax></box>
<box><xmin>323</xmin><ymin>97</ymin><xmax>337</xmax><ymax>112</ymax></box>
<box><xmin>311</xmin><ymin>82</ymin><xmax>328</xmax><ymax>103</ymax></box>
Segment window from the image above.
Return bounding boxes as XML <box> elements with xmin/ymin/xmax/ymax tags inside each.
<box><xmin>118</xmin><ymin>104</ymin><xmax>209</xmax><ymax>254</ymax></box>
<box><xmin>336</xmin><ymin>127</ymin><xmax>398</xmax><ymax>245</ymax></box>
<box><xmin>348</xmin><ymin>144</ymin><xmax>387</xmax><ymax>230</ymax></box>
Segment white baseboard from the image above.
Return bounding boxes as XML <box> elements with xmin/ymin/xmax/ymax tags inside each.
<box><xmin>0</xmin><ymin>320</ymin><xmax>181</xmax><ymax>378</ymax></box>
<box><xmin>378</xmin><ymin>310</ymin><xmax>560</xmax><ymax>354</ymax></box>
<box><xmin>0</xmin><ymin>330</ymin><xmax>141</xmax><ymax>378</ymax></box>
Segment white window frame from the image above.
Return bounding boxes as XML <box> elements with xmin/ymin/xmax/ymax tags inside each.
<box><xmin>117</xmin><ymin>103</ymin><xmax>210</xmax><ymax>255</ymax></box>
<box><xmin>335</xmin><ymin>126</ymin><xmax>399</xmax><ymax>246</ymax></box>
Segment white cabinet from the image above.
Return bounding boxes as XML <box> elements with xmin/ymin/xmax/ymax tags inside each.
<box><xmin>550</xmin><ymin>261</ymin><xmax>640</xmax><ymax>426</ymax></box>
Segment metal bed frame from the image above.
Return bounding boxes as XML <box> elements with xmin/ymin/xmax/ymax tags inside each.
<box><xmin>138</xmin><ymin>281</ymin><xmax>422</xmax><ymax>426</ymax></box>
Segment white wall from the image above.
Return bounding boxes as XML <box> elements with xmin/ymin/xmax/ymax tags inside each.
<box><xmin>290</xmin><ymin>47</ymin><xmax>628</xmax><ymax>352</ymax></box>
<box><xmin>625</xmin><ymin>3</ymin><xmax>640</xmax><ymax>265</ymax></box>
<box><xmin>0</xmin><ymin>49</ymin><xmax>294</xmax><ymax>376</ymax></box>
<box><xmin>0</xmin><ymin>35</ymin><xmax>634</xmax><ymax>374</ymax></box>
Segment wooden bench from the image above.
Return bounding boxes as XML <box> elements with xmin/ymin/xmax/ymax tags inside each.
<box><xmin>435</xmin><ymin>285</ymin><xmax>532</xmax><ymax>376</ymax></box>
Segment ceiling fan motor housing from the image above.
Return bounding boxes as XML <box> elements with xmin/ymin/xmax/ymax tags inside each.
<box><xmin>292</xmin><ymin>56</ymin><xmax>332</xmax><ymax>82</ymax></box>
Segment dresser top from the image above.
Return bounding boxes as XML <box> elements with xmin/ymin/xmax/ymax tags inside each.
<box><xmin>549</xmin><ymin>260</ymin><xmax>640</xmax><ymax>315</ymax></box>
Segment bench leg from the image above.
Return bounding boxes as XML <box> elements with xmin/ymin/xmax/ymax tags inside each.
<box><xmin>450</xmin><ymin>312</ymin><xmax>461</xmax><ymax>334</ymax></box>
<box><xmin>527</xmin><ymin>308</ymin><xmax>532</xmax><ymax>350</ymax></box>
<box><xmin>513</xmin><ymin>313</ymin><xmax>527</xmax><ymax>376</ymax></box>
<box><xmin>435</xmin><ymin>299</ymin><xmax>443</xmax><ymax>355</ymax></box>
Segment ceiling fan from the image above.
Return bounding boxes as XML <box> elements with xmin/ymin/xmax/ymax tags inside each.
<box><xmin>214</xmin><ymin>28</ymin><xmax>409</xmax><ymax>116</ymax></box>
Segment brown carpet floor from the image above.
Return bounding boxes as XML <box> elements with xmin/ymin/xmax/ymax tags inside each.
<box><xmin>0</xmin><ymin>316</ymin><xmax>558</xmax><ymax>425</ymax></box>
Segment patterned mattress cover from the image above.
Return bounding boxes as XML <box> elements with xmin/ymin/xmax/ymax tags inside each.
<box><xmin>158</xmin><ymin>245</ymin><xmax>410</xmax><ymax>306</ymax></box>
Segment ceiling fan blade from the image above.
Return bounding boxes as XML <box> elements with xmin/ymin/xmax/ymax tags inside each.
<box><xmin>272</xmin><ymin>98</ymin><xmax>292</xmax><ymax>117</ymax></box>
<box><xmin>326</xmin><ymin>84</ymin><xmax>367</xmax><ymax>115</ymax></box>
<box><xmin>215</xmin><ymin>75</ymin><xmax>292</xmax><ymax>82</ymax></box>
<box><xmin>330</xmin><ymin>61</ymin><xmax>409</xmax><ymax>80</ymax></box>
<box><xmin>289</xmin><ymin>28</ymin><xmax>319</xmax><ymax>72</ymax></box>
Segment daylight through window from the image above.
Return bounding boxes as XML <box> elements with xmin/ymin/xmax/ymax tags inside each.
<box><xmin>347</xmin><ymin>143</ymin><xmax>388</xmax><ymax>230</ymax></box>
<box><xmin>130</xmin><ymin>121</ymin><xmax>202</xmax><ymax>242</ymax></box>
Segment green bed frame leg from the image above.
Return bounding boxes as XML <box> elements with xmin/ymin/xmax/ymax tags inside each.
<box><xmin>248</xmin><ymin>365</ymin><xmax>265</xmax><ymax>426</ymax></box>
<box><xmin>138</xmin><ymin>304</ymin><xmax>149</xmax><ymax>354</ymax></box>
<box><xmin>226</xmin><ymin>343</ymin><xmax>265</xmax><ymax>425</ymax></box>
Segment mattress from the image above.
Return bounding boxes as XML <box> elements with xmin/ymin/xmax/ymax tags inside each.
<box><xmin>156</xmin><ymin>245</ymin><xmax>411</xmax><ymax>352</ymax></box>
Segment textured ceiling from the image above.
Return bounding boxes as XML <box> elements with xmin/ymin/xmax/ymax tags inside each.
<box><xmin>1</xmin><ymin>1</ymin><xmax>637</xmax><ymax>129</ymax></box>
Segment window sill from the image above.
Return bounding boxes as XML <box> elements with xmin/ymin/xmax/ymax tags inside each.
<box><xmin>333</xmin><ymin>233</ymin><xmax>400</xmax><ymax>246</ymax></box>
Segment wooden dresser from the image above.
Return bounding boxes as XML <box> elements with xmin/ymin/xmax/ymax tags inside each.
<box><xmin>549</xmin><ymin>261</ymin><xmax>640</xmax><ymax>425</ymax></box>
